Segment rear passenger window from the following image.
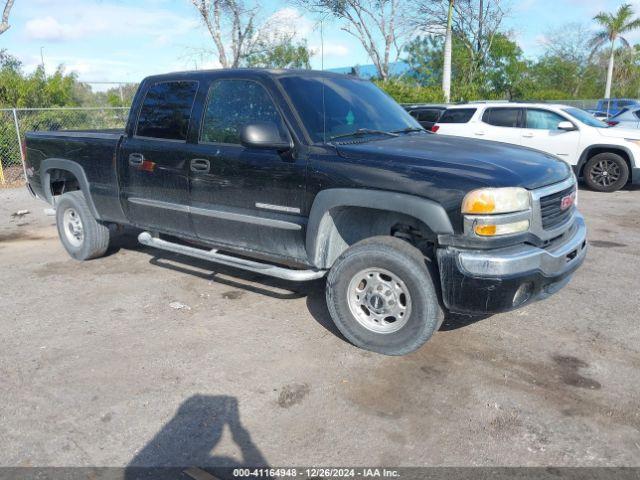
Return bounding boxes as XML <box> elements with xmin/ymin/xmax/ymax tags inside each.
<box><xmin>482</xmin><ymin>108</ymin><xmax>522</xmax><ymax>127</ymax></box>
<box><xmin>417</xmin><ymin>109</ymin><xmax>442</xmax><ymax>122</ymax></box>
<box><xmin>201</xmin><ymin>79</ymin><xmax>285</xmax><ymax>144</ymax></box>
<box><xmin>438</xmin><ymin>109</ymin><xmax>476</xmax><ymax>123</ymax></box>
<box><xmin>136</xmin><ymin>81</ymin><xmax>198</xmax><ymax>141</ymax></box>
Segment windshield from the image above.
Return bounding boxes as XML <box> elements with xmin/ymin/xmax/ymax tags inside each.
<box><xmin>562</xmin><ymin>107</ymin><xmax>609</xmax><ymax>128</ymax></box>
<box><xmin>279</xmin><ymin>75</ymin><xmax>421</xmax><ymax>143</ymax></box>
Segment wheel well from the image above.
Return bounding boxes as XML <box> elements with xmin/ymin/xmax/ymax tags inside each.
<box><xmin>580</xmin><ymin>147</ymin><xmax>632</xmax><ymax>180</ymax></box>
<box><xmin>48</xmin><ymin>168</ymin><xmax>81</xmax><ymax>197</ymax></box>
<box><xmin>315</xmin><ymin>206</ymin><xmax>435</xmax><ymax>268</ymax></box>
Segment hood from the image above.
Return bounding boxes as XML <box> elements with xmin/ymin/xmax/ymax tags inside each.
<box><xmin>598</xmin><ymin>127</ymin><xmax>640</xmax><ymax>140</ymax></box>
<box><xmin>335</xmin><ymin>133</ymin><xmax>571</xmax><ymax>190</ymax></box>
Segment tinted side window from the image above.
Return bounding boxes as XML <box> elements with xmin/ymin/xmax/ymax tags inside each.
<box><xmin>526</xmin><ymin>109</ymin><xmax>566</xmax><ymax>130</ymax></box>
<box><xmin>417</xmin><ymin>109</ymin><xmax>442</xmax><ymax>122</ymax></box>
<box><xmin>438</xmin><ymin>108</ymin><xmax>476</xmax><ymax>123</ymax></box>
<box><xmin>201</xmin><ymin>80</ymin><xmax>285</xmax><ymax>144</ymax></box>
<box><xmin>482</xmin><ymin>108</ymin><xmax>522</xmax><ymax>127</ymax></box>
<box><xmin>634</xmin><ymin>110</ymin><xmax>640</xmax><ymax>120</ymax></box>
<box><xmin>136</xmin><ymin>81</ymin><xmax>198</xmax><ymax>140</ymax></box>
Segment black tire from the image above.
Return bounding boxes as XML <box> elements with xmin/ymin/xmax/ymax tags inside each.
<box><xmin>325</xmin><ymin>236</ymin><xmax>443</xmax><ymax>356</ymax></box>
<box><xmin>55</xmin><ymin>191</ymin><xmax>110</xmax><ymax>260</ymax></box>
<box><xmin>583</xmin><ymin>153</ymin><xmax>629</xmax><ymax>192</ymax></box>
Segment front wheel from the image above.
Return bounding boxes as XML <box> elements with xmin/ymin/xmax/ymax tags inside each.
<box><xmin>325</xmin><ymin>236</ymin><xmax>443</xmax><ymax>356</ymax></box>
<box><xmin>55</xmin><ymin>191</ymin><xmax>110</xmax><ymax>260</ymax></box>
<box><xmin>583</xmin><ymin>153</ymin><xmax>629</xmax><ymax>192</ymax></box>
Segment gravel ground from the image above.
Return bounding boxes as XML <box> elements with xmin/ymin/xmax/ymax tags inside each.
<box><xmin>0</xmin><ymin>185</ymin><xmax>639</xmax><ymax>469</ymax></box>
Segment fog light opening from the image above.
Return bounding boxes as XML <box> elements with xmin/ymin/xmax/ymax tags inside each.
<box><xmin>513</xmin><ymin>282</ymin><xmax>533</xmax><ymax>307</ymax></box>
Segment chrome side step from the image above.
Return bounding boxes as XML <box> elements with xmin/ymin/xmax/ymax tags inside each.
<box><xmin>138</xmin><ymin>231</ymin><xmax>327</xmax><ymax>282</ymax></box>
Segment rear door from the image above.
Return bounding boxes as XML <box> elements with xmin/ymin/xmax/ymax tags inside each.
<box><xmin>520</xmin><ymin>108</ymin><xmax>580</xmax><ymax>164</ymax></box>
<box><xmin>478</xmin><ymin>107</ymin><xmax>524</xmax><ymax>145</ymax></box>
<box><xmin>118</xmin><ymin>80</ymin><xmax>199</xmax><ymax>236</ymax></box>
<box><xmin>187</xmin><ymin>78</ymin><xmax>308</xmax><ymax>262</ymax></box>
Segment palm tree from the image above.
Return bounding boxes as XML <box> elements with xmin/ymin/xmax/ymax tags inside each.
<box><xmin>442</xmin><ymin>0</ymin><xmax>454</xmax><ymax>102</ymax></box>
<box><xmin>590</xmin><ymin>3</ymin><xmax>640</xmax><ymax>100</ymax></box>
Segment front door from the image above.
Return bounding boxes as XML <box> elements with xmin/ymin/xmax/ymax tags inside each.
<box><xmin>118</xmin><ymin>80</ymin><xmax>199</xmax><ymax>236</ymax></box>
<box><xmin>188</xmin><ymin>78</ymin><xmax>308</xmax><ymax>263</ymax></box>
<box><xmin>520</xmin><ymin>108</ymin><xmax>580</xmax><ymax>165</ymax></box>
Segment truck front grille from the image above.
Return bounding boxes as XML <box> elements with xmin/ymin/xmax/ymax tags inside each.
<box><xmin>540</xmin><ymin>185</ymin><xmax>576</xmax><ymax>230</ymax></box>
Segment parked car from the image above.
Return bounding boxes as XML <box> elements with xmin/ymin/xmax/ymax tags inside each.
<box><xmin>433</xmin><ymin>102</ymin><xmax>640</xmax><ymax>192</ymax></box>
<box><xmin>596</xmin><ymin>98</ymin><xmax>640</xmax><ymax>116</ymax></box>
<box><xmin>608</xmin><ymin>107</ymin><xmax>640</xmax><ymax>129</ymax></box>
<box><xmin>23</xmin><ymin>70</ymin><xmax>587</xmax><ymax>355</ymax></box>
<box><xmin>403</xmin><ymin>104</ymin><xmax>447</xmax><ymax>130</ymax></box>
<box><xmin>586</xmin><ymin>109</ymin><xmax>610</xmax><ymax>122</ymax></box>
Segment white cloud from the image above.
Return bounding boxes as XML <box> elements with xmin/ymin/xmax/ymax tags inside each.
<box><xmin>25</xmin><ymin>16</ymin><xmax>80</xmax><ymax>41</ymax></box>
<box><xmin>310</xmin><ymin>42</ymin><xmax>350</xmax><ymax>58</ymax></box>
<box><xmin>22</xmin><ymin>1</ymin><xmax>198</xmax><ymax>45</ymax></box>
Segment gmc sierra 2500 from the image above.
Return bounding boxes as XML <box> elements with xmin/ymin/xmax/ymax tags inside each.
<box><xmin>24</xmin><ymin>69</ymin><xmax>587</xmax><ymax>355</ymax></box>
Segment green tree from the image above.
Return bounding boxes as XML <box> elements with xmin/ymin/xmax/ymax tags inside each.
<box><xmin>590</xmin><ymin>3</ymin><xmax>640</xmax><ymax>99</ymax></box>
<box><xmin>245</xmin><ymin>38</ymin><xmax>312</xmax><ymax>69</ymax></box>
<box><xmin>0</xmin><ymin>50</ymin><xmax>86</xmax><ymax>107</ymax></box>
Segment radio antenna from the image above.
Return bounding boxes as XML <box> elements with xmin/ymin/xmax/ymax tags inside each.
<box><xmin>320</xmin><ymin>16</ymin><xmax>326</xmax><ymax>143</ymax></box>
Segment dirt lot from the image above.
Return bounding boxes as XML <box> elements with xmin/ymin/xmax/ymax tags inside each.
<box><xmin>1</xmin><ymin>185</ymin><xmax>639</xmax><ymax>469</ymax></box>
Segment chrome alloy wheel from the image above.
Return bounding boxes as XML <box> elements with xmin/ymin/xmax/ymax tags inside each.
<box><xmin>590</xmin><ymin>159</ymin><xmax>621</xmax><ymax>188</ymax></box>
<box><xmin>63</xmin><ymin>207</ymin><xmax>84</xmax><ymax>247</ymax></box>
<box><xmin>347</xmin><ymin>268</ymin><xmax>412</xmax><ymax>334</ymax></box>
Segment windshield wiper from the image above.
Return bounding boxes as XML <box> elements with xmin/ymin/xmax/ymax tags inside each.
<box><xmin>329</xmin><ymin>128</ymin><xmax>399</xmax><ymax>141</ymax></box>
<box><xmin>392</xmin><ymin>127</ymin><xmax>427</xmax><ymax>134</ymax></box>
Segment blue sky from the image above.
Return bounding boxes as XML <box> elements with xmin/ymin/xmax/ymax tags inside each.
<box><xmin>1</xmin><ymin>0</ymin><xmax>640</xmax><ymax>88</ymax></box>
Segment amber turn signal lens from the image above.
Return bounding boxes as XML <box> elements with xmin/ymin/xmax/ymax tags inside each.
<box><xmin>474</xmin><ymin>225</ymin><xmax>497</xmax><ymax>236</ymax></box>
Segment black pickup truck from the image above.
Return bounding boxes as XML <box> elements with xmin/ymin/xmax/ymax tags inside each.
<box><xmin>24</xmin><ymin>69</ymin><xmax>587</xmax><ymax>355</ymax></box>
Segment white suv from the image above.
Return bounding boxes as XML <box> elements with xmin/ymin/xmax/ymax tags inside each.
<box><xmin>433</xmin><ymin>102</ymin><xmax>640</xmax><ymax>192</ymax></box>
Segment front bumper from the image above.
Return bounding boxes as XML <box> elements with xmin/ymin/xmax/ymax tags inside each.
<box><xmin>437</xmin><ymin>214</ymin><xmax>587</xmax><ymax>314</ymax></box>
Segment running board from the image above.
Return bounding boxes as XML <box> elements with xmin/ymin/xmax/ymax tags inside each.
<box><xmin>138</xmin><ymin>231</ymin><xmax>327</xmax><ymax>282</ymax></box>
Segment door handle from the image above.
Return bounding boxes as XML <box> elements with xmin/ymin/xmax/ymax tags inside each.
<box><xmin>474</xmin><ymin>131</ymin><xmax>485</xmax><ymax>136</ymax></box>
<box><xmin>522</xmin><ymin>133</ymin><xmax>534</xmax><ymax>138</ymax></box>
<box><xmin>190</xmin><ymin>158</ymin><xmax>210</xmax><ymax>173</ymax></box>
<box><xmin>129</xmin><ymin>153</ymin><xmax>144</xmax><ymax>166</ymax></box>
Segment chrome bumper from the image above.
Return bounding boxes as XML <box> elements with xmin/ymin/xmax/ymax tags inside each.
<box><xmin>457</xmin><ymin>214</ymin><xmax>587</xmax><ymax>278</ymax></box>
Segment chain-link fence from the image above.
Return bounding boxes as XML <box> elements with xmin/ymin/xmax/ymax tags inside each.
<box><xmin>0</xmin><ymin>107</ymin><xmax>129</xmax><ymax>187</ymax></box>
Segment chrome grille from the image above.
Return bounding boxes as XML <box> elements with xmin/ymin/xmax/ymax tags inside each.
<box><xmin>540</xmin><ymin>185</ymin><xmax>576</xmax><ymax>230</ymax></box>
<box><xmin>529</xmin><ymin>176</ymin><xmax>577</xmax><ymax>242</ymax></box>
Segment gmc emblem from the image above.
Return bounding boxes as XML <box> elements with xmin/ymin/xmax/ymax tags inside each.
<box><xmin>560</xmin><ymin>193</ymin><xmax>575</xmax><ymax>211</ymax></box>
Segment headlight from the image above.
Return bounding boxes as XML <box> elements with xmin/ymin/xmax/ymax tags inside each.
<box><xmin>462</xmin><ymin>187</ymin><xmax>531</xmax><ymax>215</ymax></box>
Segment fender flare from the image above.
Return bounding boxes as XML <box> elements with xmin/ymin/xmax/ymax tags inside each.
<box><xmin>41</xmin><ymin>158</ymin><xmax>101</xmax><ymax>220</ymax></box>
<box><xmin>576</xmin><ymin>144</ymin><xmax>636</xmax><ymax>178</ymax></box>
<box><xmin>306</xmin><ymin>188</ymin><xmax>454</xmax><ymax>268</ymax></box>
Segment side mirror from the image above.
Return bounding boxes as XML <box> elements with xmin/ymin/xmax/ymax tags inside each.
<box><xmin>240</xmin><ymin>122</ymin><xmax>292</xmax><ymax>150</ymax></box>
<box><xmin>557</xmin><ymin>121</ymin><xmax>576</xmax><ymax>131</ymax></box>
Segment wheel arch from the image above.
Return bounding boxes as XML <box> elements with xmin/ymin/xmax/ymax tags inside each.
<box><xmin>41</xmin><ymin>158</ymin><xmax>101</xmax><ymax>220</ymax></box>
<box><xmin>306</xmin><ymin>188</ymin><xmax>454</xmax><ymax>269</ymax></box>
<box><xmin>577</xmin><ymin>145</ymin><xmax>634</xmax><ymax>182</ymax></box>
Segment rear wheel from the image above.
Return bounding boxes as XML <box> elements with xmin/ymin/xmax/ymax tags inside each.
<box><xmin>584</xmin><ymin>153</ymin><xmax>629</xmax><ymax>192</ymax></box>
<box><xmin>55</xmin><ymin>191</ymin><xmax>110</xmax><ymax>260</ymax></box>
<box><xmin>325</xmin><ymin>236</ymin><xmax>443</xmax><ymax>356</ymax></box>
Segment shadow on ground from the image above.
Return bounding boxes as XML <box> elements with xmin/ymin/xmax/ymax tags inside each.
<box><xmin>112</xmin><ymin>229</ymin><xmax>492</xmax><ymax>344</ymax></box>
<box><xmin>124</xmin><ymin>395</ymin><xmax>270</xmax><ymax>480</ymax></box>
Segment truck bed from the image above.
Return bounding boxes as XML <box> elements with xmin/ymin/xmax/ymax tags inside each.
<box><xmin>24</xmin><ymin>129</ymin><xmax>125</xmax><ymax>223</ymax></box>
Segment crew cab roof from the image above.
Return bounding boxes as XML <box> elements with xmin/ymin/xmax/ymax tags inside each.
<box><xmin>140</xmin><ymin>68</ymin><xmax>357</xmax><ymax>84</ymax></box>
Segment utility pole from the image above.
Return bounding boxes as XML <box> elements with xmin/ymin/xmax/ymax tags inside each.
<box><xmin>442</xmin><ymin>0</ymin><xmax>454</xmax><ymax>103</ymax></box>
<box><xmin>40</xmin><ymin>46</ymin><xmax>46</xmax><ymax>77</ymax></box>
<box><xmin>478</xmin><ymin>0</ymin><xmax>483</xmax><ymax>54</ymax></box>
